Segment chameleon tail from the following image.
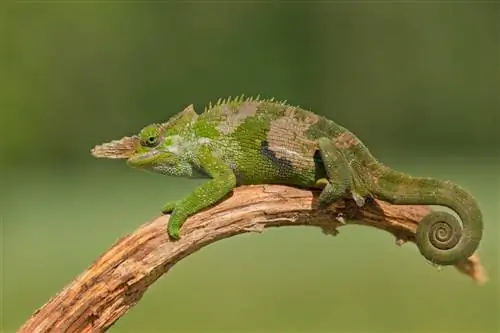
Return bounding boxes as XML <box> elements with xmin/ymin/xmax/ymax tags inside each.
<box><xmin>369</xmin><ymin>167</ymin><xmax>483</xmax><ymax>266</ymax></box>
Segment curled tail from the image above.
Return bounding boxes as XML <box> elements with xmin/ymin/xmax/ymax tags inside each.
<box><xmin>368</xmin><ymin>165</ymin><xmax>483</xmax><ymax>266</ymax></box>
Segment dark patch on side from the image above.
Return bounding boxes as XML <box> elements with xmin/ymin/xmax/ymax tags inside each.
<box><xmin>313</xmin><ymin>149</ymin><xmax>327</xmax><ymax>181</ymax></box>
<box><xmin>260</xmin><ymin>140</ymin><xmax>294</xmax><ymax>172</ymax></box>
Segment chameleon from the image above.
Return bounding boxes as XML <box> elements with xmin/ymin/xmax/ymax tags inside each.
<box><xmin>91</xmin><ymin>95</ymin><xmax>483</xmax><ymax>266</ymax></box>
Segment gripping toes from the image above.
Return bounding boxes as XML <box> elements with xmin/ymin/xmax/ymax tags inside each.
<box><xmin>161</xmin><ymin>200</ymin><xmax>183</xmax><ymax>239</ymax></box>
<box><xmin>318</xmin><ymin>137</ymin><xmax>370</xmax><ymax>208</ymax></box>
<box><xmin>317</xmin><ymin>182</ymin><xmax>345</xmax><ymax>208</ymax></box>
<box><xmin>351</xmin><ymin>192</ymin><xmax>366</xmax><ymax>207</ymax></box>
<box><xmin>316</xmin><ymin>137</ymin><xmax>352</xmax><ymax>207</ymax></box>
<box><xmin>167</xmin><ymin>211</ymin><xmax>183</xmax><ymax>240</ymax></box>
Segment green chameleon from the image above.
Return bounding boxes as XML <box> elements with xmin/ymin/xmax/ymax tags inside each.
<box><xmin>91</xmin><ymin>96</ymin><xmax>483</xmax><ymax>266</ymax></box>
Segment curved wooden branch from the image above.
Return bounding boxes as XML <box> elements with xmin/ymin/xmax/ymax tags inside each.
<box><xmin>17</xmin><ymin>185</ymin><xmax>487</xmax><ymax>333</ymax></box>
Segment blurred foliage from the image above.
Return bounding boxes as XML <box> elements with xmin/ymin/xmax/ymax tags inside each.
<box><xmin>1</xmin><ymin>2</ymin><xmax>498</xmax><ymax>168</ymax></box>
<box><xmin>1</xmin><ymin>2</ymin><xmax>499</xmax><ymax>333</ymax></box>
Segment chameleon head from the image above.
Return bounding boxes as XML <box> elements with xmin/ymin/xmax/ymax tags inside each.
<box><xmin>125</xmin><ymin>124</ymin><xmax>165</xmax><ymax>166</ymax></box>
<box><xmin>91</xmin><ymin>123</ymin><xmax>196</xmax><ymax>177</ymax></box>
<box><xmin>127</xmin><ymin>124</ymin><xmax>197</xmax><ymax>177</ymax></box>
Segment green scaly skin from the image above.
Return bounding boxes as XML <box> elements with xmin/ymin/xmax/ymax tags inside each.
<box><xmin>91</xmin><ymin>95</ymin><xmax>483</xmax><ymax>266</ymax></box>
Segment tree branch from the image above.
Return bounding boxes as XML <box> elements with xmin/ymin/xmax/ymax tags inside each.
<box><xmin>17</xmin><ymin>185</ymin><xmax>487</xmax><ymax>333</ymax></box>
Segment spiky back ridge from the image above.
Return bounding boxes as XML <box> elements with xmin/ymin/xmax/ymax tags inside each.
<box><xmin>204</xmin><ymin>94</ymin><xmax>289</xmax><ymax>113</ymax></box>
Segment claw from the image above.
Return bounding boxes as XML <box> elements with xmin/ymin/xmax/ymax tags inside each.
<box><xmin>336</xmin><ymin>213</ymin><xmax>347</xmax><ymax>224</ymax></box>
<box><xmin>352</xmin><ymin>192</ymin><xmax>365</xmax><ymax>207</ymax></box>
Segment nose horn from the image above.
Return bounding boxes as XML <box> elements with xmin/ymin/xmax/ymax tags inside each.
<box><xmin>91</xmin><ymin>136</ymin><xmax>139</xmax><ymax>159</ymax></box>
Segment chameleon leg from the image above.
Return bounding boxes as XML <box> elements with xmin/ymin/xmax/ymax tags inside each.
<box><xmin>166</xmin><ymin>173</ymin><xmax>237</xmax><ymax>239</ymax></box>
<box><xmin>166</xmin><ymin>147</ymin><xmax>237</xmax><ymax>239</ymax></box>
<box><xmin>315</xmin><ymin>137</ymin><xmax>352</xmax><ymax>209</ymax></box>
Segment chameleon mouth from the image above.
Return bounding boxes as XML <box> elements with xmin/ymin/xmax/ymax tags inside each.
<box><xmin>126</xmin><ymin>150</ymin><xmax>162</xmax><ymax>165</ymax></box>
<box><xmin>91</xmin><ymin>136</ymin><xmax>139</xmax><ymax>159</ymax></box>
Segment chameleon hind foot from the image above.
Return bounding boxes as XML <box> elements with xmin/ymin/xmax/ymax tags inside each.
<box><xmin>415</xmin><ymin>211</ymin><xmax>472</xmax><ymax>266</ymax></box>
<box><xmin>317</xmin><ymin>182</ymin><xmax>346</xmax><ymax>209</ymax></box>
<box><xmin>316</xmin><ymin>137</ymin><xmax>369</xmax><ymax>208</ymax></box>
<box><xmin>351</xmin><ymin>191</ymin><xmax>366</xmax><ymax>207</ymax></box>
<box><xmin>315</xmin><ymin>137</ymin><xmax>353</xmax><ymax>208</ymax></box>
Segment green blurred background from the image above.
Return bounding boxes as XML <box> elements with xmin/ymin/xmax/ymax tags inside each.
<box><xmin>2</xmin><ymin>2</ymin><xmax>499</xmax><ymax>333</ymax></box>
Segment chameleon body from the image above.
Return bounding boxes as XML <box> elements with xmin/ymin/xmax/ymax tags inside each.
<box><xmin>91</xmin><ymin>96</ymin><xmax>483</xmax><ymax>266</ymax></box>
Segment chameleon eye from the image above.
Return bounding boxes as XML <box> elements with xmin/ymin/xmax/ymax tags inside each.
<box><xmin>139</xmin><ymin>124</ymin><xmax>162</xmax><ymax>147</ymax></box>
<box><xmin>142</xmin><ymin>135</ymin><xmax>159</xmax><ymax>147</ymax></box>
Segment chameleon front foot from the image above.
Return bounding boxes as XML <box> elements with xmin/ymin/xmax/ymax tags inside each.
<box><xmin>164</xmin><ymin>207</ymin><xmax>188</xmax><ymax>240</ymax></box>
<box><xmin>415</xmin><ymin>211</ymin><xmax>473</xmax><ymax>266</ymax></box>
<box><xmin>161</xmin><ymin>200</ymin><xmax>183</xmax><ymax>239</ymax></box>
<box><xmin>167</xmin><ymin>216</ymin><xmax>182</xmax><ymax>240</ymax></box>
